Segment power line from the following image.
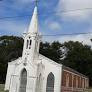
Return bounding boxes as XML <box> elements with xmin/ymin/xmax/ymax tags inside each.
<box><xmin>55</xmin><ymin>7</ymin><xmax>92</xmax><ymax>13</ymax></box>
<box><xmin>24</xmin><ymin>32</ymin><xmax>92</xmax><ymax>37</ymax></box>
<box><xmin>0</xmin><ymin>7</ymin><xmax>92</xmax><ymax>20</ymax></box>
<box><xmin>0</xmin><ymin>15</ymin><xmax>31</xmax><ymax>20</ymax></box>
<box><xmin>42</xmin><ymin>32</ymin><xmax>92</xmax><ymax>36</ymax></box>
<box><xmin>1</xmin><ymin>32</ymin><xmax>92</xmax><ymax>37</ymax></box>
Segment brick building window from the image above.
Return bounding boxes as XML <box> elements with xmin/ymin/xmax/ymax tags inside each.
<box><xmin>62</xmin><ymin>71</ymin><xmax>67</xmax><ymax>86</ymax></box>
<box><xmin>78</xmin><ymin>76</ymin><xmax>81</xmax><ymax>88</ymax></box>
<box><xmin>82</xmin><ymin>78</ymin><xmax>85</xmax><ymax>88</ymax></box>
<box><xmin>76</xmin><ymin>76</ymin><xmax>78</xmax><ymax>88</ymax></box>
<box><xmin>73</xmin><ymin>75</ymin><xmax>76</xmax><ymax>88</ymax></box>
<box><xmin>86</xmin><ymin>79</ymin><xmax>89</xmax><ymax>88</ymax></box>
<box><xmin>69</xmin><ymin>73</ymin><xmax>72</xmax><ymax>87</ymax></box>
<box><xmin>66</xmin><ymin>74</ymin><xmax>69</xmax><ymax>87</ymax></box>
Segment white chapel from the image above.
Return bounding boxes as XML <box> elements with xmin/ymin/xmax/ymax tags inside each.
<box><xmin>5</xmin><ymin>4</ymin><xmax>89</xmax><ymax>92</ymax></box>
<box><xmin>5</xmin><ymin>4</ymin><xmax>62</xmax><ymax>92</ymax></box>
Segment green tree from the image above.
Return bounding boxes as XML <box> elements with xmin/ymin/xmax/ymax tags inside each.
<box><xmin>0</xmin><ymin>36</ymin><xmax>92</xmax><ymax>86</ymax></box>
<box><xmin>61</xmin><ymin>41</ymin><xmax>92</xmax><ymax>86</ymax></box>
<box><xmin>91</xmin><ymin>39</ymin><xmax>92</xmax><ymax>42</ymax></box>
<box><xmin>40</xmin><ymin>41</ymin><xmax>92</xmax><ymax>86</ymax></box>
<box><xmin>40</xmin><ymin>41</ymin><xmax>62</xmax><ymax>63</ymax></box>
<box><xmin>0</xmin><ymin>36</ymin><xmax>23</xmax><ymax>83</ymax></box>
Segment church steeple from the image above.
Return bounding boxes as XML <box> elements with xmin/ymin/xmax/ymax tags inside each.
<box><xmin>28</xmin><ymin>6</ymin><xmax>38</xmax><ymax>34</ymax></box>
<box><xmin>22</xmin><ymin>3</ymin><xmax>41</xmax><ymax>62</ymax></box>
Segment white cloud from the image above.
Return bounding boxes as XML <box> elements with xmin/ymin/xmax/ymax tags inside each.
<box><xmin>0</xmin><ymin>20</ymin><xmax>28</xmax><ymax>36</ymax></box>
<box><xmin>48</xmin><ymin>21</ymin><xmax>61</xmax><ymax>31</ymax></box>
<box><xmin>58</xmin><ymin>34</ymin><xmax>92</xmax><ymax>47</ymax></box>
<box><xmin>45</xmin><ymin>20</ymin><xmax>61</xmax><ymax>31</ymax></box>
<box><xmin>14</xmin><ymin>0</ymin><xmax>34</xmax><ymax>7</ymax></box>
<box><xmin>57</xmin><ymin>0</ymin><xmax>92</xmax><ymax>21</ymax></box>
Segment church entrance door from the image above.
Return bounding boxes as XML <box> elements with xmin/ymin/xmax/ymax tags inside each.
<box><xmin>19</xmin><ymin>69</ymin><xmax>27</xmax><ymax>92</ymax></box>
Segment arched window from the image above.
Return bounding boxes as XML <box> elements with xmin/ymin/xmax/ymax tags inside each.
<box><xmin>26</xmin><ymin>40</ymin><xmax>29</xmax><ymax>49</ymax></box>
<box><xmin>19</xmin><ymin>69</ymin><xmax>27</xmax><ymax>92</ymax></box>
<box><xmin>29</xmin><ymin>40</ymin><xmax>32</xmax><ymax>49</ymax></box>
<box><xmin>26</xmin><ymin>39</ymin><xmax>32</xmax><ymax>49</ymax></box>
<box><xmin>30</xmin><ymin>40</ymin><xmax>32</xmax><ymax>45</ymax></box>
<box><xmin>46</xmin><ymin>72</ymin><xmax>54</xmax><ymax>92</ymax></box>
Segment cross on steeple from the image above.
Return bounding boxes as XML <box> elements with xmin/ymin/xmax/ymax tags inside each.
<box><xmin>35</xmin><ymin>0</ymin><xmax>38</xmax><ymax>6</ymax></box>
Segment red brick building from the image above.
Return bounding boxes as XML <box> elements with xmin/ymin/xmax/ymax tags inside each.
<box><xmin>61</xmin><ymin>66</ymin><xmax>89</xmax><ymax>92</ymax></box>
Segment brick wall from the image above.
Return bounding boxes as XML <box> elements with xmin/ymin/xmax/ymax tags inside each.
<box><xmin>61</xmin><ymin>70</ymin><xmax>89</xmax><ymax>92</ymax></box>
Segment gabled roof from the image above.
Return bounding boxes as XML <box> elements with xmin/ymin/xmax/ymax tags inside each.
<box><xmin>8</xmin><ymin>57</ymin><xmax>22</xmax><ymax>65</ymax></box>
<box><xmin>62</xmin><ymin>65</ymin><xmax>88</xmax><ymax>78</ymax></box>
<box><xmin>8</xmin><ymin>53</ymin><xmax>88</xmax><ymax>78</ymax></box>
<box><xmin>39</xmin><ymin>54</ymin><xmax>88</xmax><ymax>78</ymax></box>
<box><xmin>39</xmin><ymin>54</ymin><xmax>62</xmax><ymax>67</ymax></box>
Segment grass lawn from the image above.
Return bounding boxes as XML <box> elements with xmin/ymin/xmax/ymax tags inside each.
<box><xmin>0</xmin><ymin>84</ymin><xmax>5</xmax><ymax>92</ymax></box>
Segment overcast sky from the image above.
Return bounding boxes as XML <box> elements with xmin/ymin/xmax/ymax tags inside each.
<box><xmin>0</xmin><ymin>0</ymin><xmax>92</xmax><ymax>46</ymax></box>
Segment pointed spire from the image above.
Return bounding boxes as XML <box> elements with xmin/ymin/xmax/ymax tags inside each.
<box><xmin>28</xmin><ymin>4</ymin><xmax>38</xmax><ymax>34</ymax></box>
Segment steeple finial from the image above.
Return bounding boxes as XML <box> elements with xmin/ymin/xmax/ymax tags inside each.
<box><xmin>35</xmin><ymin>0</ymin><xmax>38</xmax><ymax>7</ymax></box>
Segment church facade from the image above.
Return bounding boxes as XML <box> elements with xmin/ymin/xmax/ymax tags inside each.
<box><xmin>5</xmin><ymin>5</ymin><xmax>89</xmax><ymax>92</ymax></box>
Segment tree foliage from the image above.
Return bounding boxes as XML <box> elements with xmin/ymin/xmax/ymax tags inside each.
<box><xmin>61</xmin><ymin>41</ymin><xmax>92</xmax><ymax>86</ymax></box>
<box><xmin>0</xmin><ymin>36</ymin><xmax>23</xmax><ymax>83</ymax></box>
<box><xmin>0</xmin><ymin>36</ymin><xmax>92</xmax><ymax>86</ymax></box>
<box><xmin>91</xmin><ymin>39</ymin><xmax>92</xmax><ymax>42</ymax></box>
